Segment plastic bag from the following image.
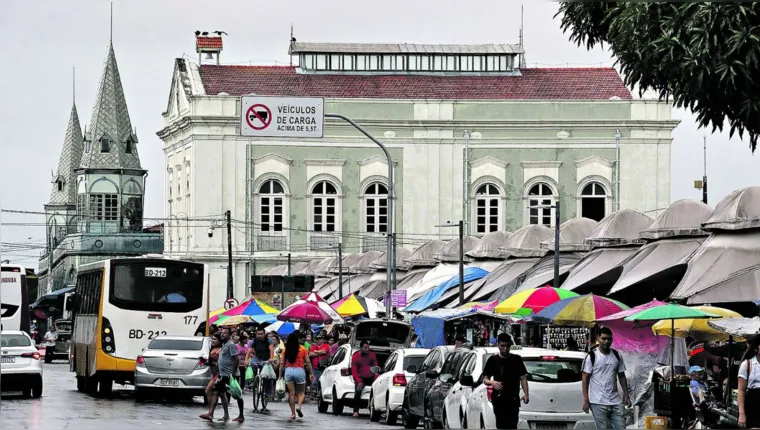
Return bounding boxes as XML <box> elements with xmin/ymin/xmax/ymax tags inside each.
<box><xmin>228</xmin><ymin>377</ymin><xmax>243</xmax><ymax>400</ymax></box>
<box><xmin>245</xmin><ymin>366</ymin><xmax>254</xmax><ymax>381</ymax></box>
<box><xmin>276</xmin><ymin>378</ymin><xmax>286</xmax><ymax>397</ymax></box>
<box><xmin>261</xmin><ymin>363</ymin><xmax>277</xmax><ymax>380</ymax></box>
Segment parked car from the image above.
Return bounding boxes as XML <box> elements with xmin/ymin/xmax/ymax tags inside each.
<box><xmin>465</xmin><ymin>347</ymin><xmax>596</xmax><ymax>429</ymax></box>
<box><xmin>44</xmin><ymin>319</ymin><xmax>72</xmax><ymax>363</ymax></box>
<box><xmin>133</xmin><ymin>335</ymin><xmax>211</xmax><ymax>402</ymax></box>
<box><xmin>402</xmin><ymin>345</ymin><xmax>456</xmax><ymax>428</ymax></box>
<box><xmin>443</xmin><ymin>347</ymin><xmax>497</xmax><ymax>429</ymax></box>
<box><xmin>368</xmin><ymin>348</ymin><xmax>430</xmax><ymax>424</ymax></box>
<box><xmin>423</xmin><ymin>347</ymin><xmax>471</xmax><ymax>428</ymax></box>
<box><xmin>318</xmin><ymin>318</ymin><xmax>413</xmax><ymax>415</ymax></box>
<box><xmin>0</xmin><ymin>330</ymin><xmax>43</xmax><ymax>398</ymax></box>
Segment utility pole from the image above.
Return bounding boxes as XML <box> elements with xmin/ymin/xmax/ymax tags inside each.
<box><xmin>283</xmin><ymin>252</ymin><xmax>290</xmax><ymax>310</ymax></box>
<box><xmin>225</xmin><ymin>210</ymin><xmax>233</xmax><ymax>299</ymax></box>
<box><xmin>337</xmin><ymin>243</ymin><xmax>343</xmax><ymax>299</ymax></box>
<box><xmin>702</xmin><ymin>136</ymin><xmax>708</xmax><ymax>205</ymax></box>
<box><xmin>554</xmin><ymin>201</ymin><xmax>561</xmax><ymax>288</ymax></box>
<box><xmin>614</xmin><ymin>129</ymin><xmax>622</xmax><ymax>211</ymax></box>
<box><xmin>458</xmin><ymin>220</ymin><xmax>464</xmax><ymax>306</ymax></box>
<box><xmin>462</xmin><ymin>130</ymin><xmax>470</xmax><ymax>230</ymax></box>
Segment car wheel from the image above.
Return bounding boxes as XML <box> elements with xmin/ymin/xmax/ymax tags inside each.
<box><xmin>317</xmin><ymin>388</ymin><xmax>329</xmax><ymax>413</ymax></box>
<box><xmin>385</xmin><ymin>393</ymin><xmax>398</xmax><ymax>425</ymax></box>
<box><xmin>331</xmin><ymin>387</ymin><xmax>344</xmax><ymax>416</ymax></box>
<box><xmin>32</xmin><ymin>378</ymin><xmax>43</xmax><ymax>398</ymax></box>
<box><xmin>369</xmin><ymin>391</ymin><xmax>381</xmax><ymax>422</ymax></box>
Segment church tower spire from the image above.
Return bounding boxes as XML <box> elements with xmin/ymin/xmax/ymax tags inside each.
<box><xmin>48</xmin><ymin>68</ymin><xmax>83</xmax><ymax>206</ymax></box>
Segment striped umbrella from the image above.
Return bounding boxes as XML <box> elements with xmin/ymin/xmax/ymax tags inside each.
<box><xmin>215</xmin><ymin>315</ymin><xmax>255</xmax><ymax>326</ymax></box>
<box><xmin>331</xmin><ymin>294</ymin><xmax>384</xmax><ymax>318</ymax></box>
<box><xmin>530</xmin><ymin>294</ymin><xmax>629</xmax><ymax>327</ymax></box>
<box><xmin>265</xmin><ymin>320</ymin><xmax>299</xmax><ymax>337</ymax></box>
<box><xmin>495</xmin><ymin>287</ymin><xmax>579</xmax><ymax>316</ymax></box>
<box><xmin>278</xmin><ymin>292</ymin><xmax>343</xmax><ymax>324</ymax></box>
<box><xmin>209</xmin><ymin>297</ymin><xmax>278</xmax><ymax>324</ymax></box>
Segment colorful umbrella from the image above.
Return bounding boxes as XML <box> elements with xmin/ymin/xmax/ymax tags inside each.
<box><xmin>494</xmin><ymin>287</ymin><xmax>579</xmax><ymax>316</ymax></box>
<box><xmin>531</xmin><ymin>294</ymin><xmax>629</xmax><ymax>327</ymax></box>
<box><xmin>209</xmin><ymin>307</ymin><xmax>226</xmax><ymax>318</ymax></box>
<box><xmin>215</xmin><ymin>315</ymin><xmax>255</xmax><ymax>326</ymax></box>
<box><xmin>278</xmin><ymin>292</ymin><xmax>344</xmax><ymax>324</ymax></box>
<box><xmin>209</xmin><ymin>297</ymin><xmax>278</xmax><ymax>324</ymax></box>
<box><xmin>265</xmin><ymin>321</ymin><xmax>299</xmax><ymax>337</ymax></box>
<box><xmin>651</xmin><ymin>305</ymin><xmax>742</xmax><ymax>342</ymax></box>
<box><xmin>331</xmin><ymin>294</ymin><xmax>384</xmax><ymax>318</ymax></box>
<box><xmin>458</xmin><ymin>301</ymin><xmax>498</xmax><ymax>311</ymax></box>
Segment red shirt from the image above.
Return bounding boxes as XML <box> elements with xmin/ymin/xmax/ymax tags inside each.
<box><xmin>351</xmin><ymin>350</ymin><xmax>378</xmax><ymax>384</ymax></box>
<box><xmin>309</xmin><ymin>343</ymin><xmax>330</xmax><ymax>368</ymax></box>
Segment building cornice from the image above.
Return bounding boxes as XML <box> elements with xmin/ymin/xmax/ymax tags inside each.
<box><xmin>253</xmin><ymin>153</ymin><xmax>293</xmax><ymax>165</ymax></box>
<box><xmin>304</xmin><ymin>159</ymin><xmax>346</xmax><ymax>167</ymax></box>
<box><xmin>575</xmin><ymin>155</ymin><xmax>614</xmax><ymax>169</ymax></box>
<box><xmin>358</xmin><ymin>154</ymin><xmax>398</xmax><ymax>166</ymax></box>
<box><xmin>470</xmin><ymin>156</ymin><xmax>508</xmax><ymax>169</ymax></box>
<box><xmin>521</xmin><ymin>161</ymin><xmax>563</xmax><ymax>169</ymax></box>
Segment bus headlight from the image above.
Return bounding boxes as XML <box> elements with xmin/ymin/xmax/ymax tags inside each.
<box><xmin>101</xmin><ymin>317</ymin><xmax>116</xmax><ymax>356</ymax></box>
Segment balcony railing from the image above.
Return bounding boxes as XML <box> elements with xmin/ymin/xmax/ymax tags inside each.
<box><xmin>256</xmin><ymin>234</ymin><xmax>287</xmax><ymax>252</ymax></box>
<box><xmin>51</xmin><ymin>232</ymin><xmax>163</xmax><ymax>262</ymax></box>
<box><xmin>309</xmin><ymin>233</ymin><xmax>342</xmax><ymax>251</ymax></box>
<box><xmin>362</xmin><ymin>234</ymin><xmax>388</xmax><ymax>252</ymax></box>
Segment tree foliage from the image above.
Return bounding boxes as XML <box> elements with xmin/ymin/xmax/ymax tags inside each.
<box><xmin>557</xmin><ymin>2</ymin><xmax>760</xmax><ymax>152</ymax></box>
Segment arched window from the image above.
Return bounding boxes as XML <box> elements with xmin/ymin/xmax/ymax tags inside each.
<box><xmin>259</xmin><ymin>179</ymin><xmax>285</xmax><ymax>232</ymax></box>
<box><xmin>311</xmin><ymin>181</ymin><xmax>338</xmax><ymax>232</ymax></box>
<box><xmin>364</xmin><ymin>182</ymin><xmax>388</xmax><ymax>234</ymax></box>
<box><xmin>581</xmin><ymin>182</ymin><xmax>607</xmax><ymax>221</ymax></box>
<box><xmin>527</xmin><ymin>182</ymin><xmax>555</xmax><ymax>226</ymax></box>
<box><xmin>474</xmin><ymin>183</ymin><xmax>500</xmax><ymax>233</ymax></box>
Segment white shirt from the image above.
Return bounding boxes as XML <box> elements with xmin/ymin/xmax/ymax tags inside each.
<box><xmin>738</xmin><ymin>356</ymin><xmax>760</xmax><ymax>389</ymax></box>
<box><xmin>582</xmin><ymin>349</ymin><xmax>627</xmax><ymax>406</ymax></box>
<box><xmin>44</xmin><ymin>331</ymin><xmax>58</xmax><ymax>341</ymax></box>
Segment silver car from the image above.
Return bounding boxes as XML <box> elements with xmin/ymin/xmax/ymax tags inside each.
<box><xmin>134</xmin><ymin>335</ymin><xmax>212</xmax><ymax>402</ymax></box>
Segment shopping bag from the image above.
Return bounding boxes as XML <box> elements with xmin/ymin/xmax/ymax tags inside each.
<box><xmin>275</xmin><ymin>377</ymin><xmax>286</xmax><ymax>397</ymax></box>
<box><xmin>245</xmin><ymin>366</ymin><xmax>254</xmax><ymax>381</ymax></box>
<box><xmin>261</xmin><ymin>363</ymin><xmax>277</xmax><ymax>380</ymax></box>
<box><xmin>228</xmin><ymin>377</ymin><xmax>243</xmax><ymax>400</ymax></box>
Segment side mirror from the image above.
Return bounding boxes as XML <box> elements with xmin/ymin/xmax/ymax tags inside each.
<box><xmin>425</xmin><ymin>369</ymin><xmax>439</xmax><ymax>379</ymax></box>
<box><xmin>406</xmin><ymin>364</ymin><xmax>418</xmax><ymax>374</ymax></box>
<box><xmin>370</xmin><ymin>366</ymin><xmax>381</xmax><ymax>375</ymax></box>
<box><xmin>460</xmin><ymin>375</ymin><xmax>474</xmax><ymax>387</ymax></box>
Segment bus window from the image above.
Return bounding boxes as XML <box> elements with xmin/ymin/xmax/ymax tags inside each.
<box><xmin>109</xmin><ymin>261</ymin><xmax>204</xmax><ymax>312</ymax></box>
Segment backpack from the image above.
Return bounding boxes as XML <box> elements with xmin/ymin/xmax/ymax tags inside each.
<box><xmin>585</xmin><ymin>347</ymin><xmax>621</xmax><ymax>374</ymax></box>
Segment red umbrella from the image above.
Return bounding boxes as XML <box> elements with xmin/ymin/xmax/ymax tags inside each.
<box><xmin>277</xmin><ymin>292</ymin><xmax>343</xmax><ymax>324</ymax></box>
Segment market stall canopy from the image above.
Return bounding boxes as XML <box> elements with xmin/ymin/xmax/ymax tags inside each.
<box><xmin>331</xmin><ymin>253</ymin><xmax>365</xmax><ymax>274</ymax></box>
<box><xmin>512</xmin><ymin>252</ymin><xmax>586</xmax><ymax>293</ymax></box>
<box><xmin>317</xmin><ymin>274</ymin><xmax>373</xmax><ymax>301</ymax></box>
<box><xmin>670</xmin><ymin>230</ymin><xmax>760</xmax><ymax>304</ymax></box>
<box><xmin>651</xmin><ymin>305</ymin><xmax>742</xmax><ymax>342</ymax></box>
<box><xmin>701</xmin><ymin>186</ymin><xmax>760</xmax><ymax>231</ymax></box>
<box><xmin>289</xmin><ymin>261</ymin><xmax>310</xmax><ymax>275</ymax></box>
<box><xmin>434</xmin><ymin>236</ymin><xmax>482</xmax><ymax>262</ymax></box>
<box><xmin>499</xmin><ymin>225</ymin><xmax>552</xmax><ymax>258</ymax></box>
<box><xmin>608</xmin><ymin>237</ymin><xmax>705</xmax><ymax>296</ymax></box>
<box><xmin>395</xmin><ymin>267</ymin><xmax>432</xmax><ymax>291</ymax></box>
<box><xmin>404</xmin><ymin>240</ymin><xmax>449</xmax><ymax>268</ymax></box>
<box><xmin>411</xmin><ymin>307</ymin><xmax>521</xmax><ymax>348</ymax></box>
<box><xmin>494</xmin><ymin>286</ymin><xmax>579</xmax><ymax>315</ymax></box>
<box><xmin>639</xmin><ymin>199</ymin><xmax>712</xmax><ymax>240</ymax></box>
<box><xmin>466</xmin><ymin>231</ymin><xmax>512</xmax><ymax>259</ymax></box>
<box><xmin>560</xmin><ymin>246</ymin><xmax>640</xmax><ymax>294</ymax></box>
<box><xmin>403</xmin><ymin>267</ymin><xmax>489</xmax><ymax>313</ymax></box>
<box><xmin>531</xmin><ymin>294</ymin><xmax>629</xmax><ymax>327</ymax></box>
<box><xmin>349</xmin><ymin>251</ymin><xmax>384</xmax><ymax>273</ymax></box>
<box><xmin>404</xmin><ymin>263</ymin><xmax>459</xmax><ymax>299</ymax></box>
<box><xmin>474</xmin><ymin>258</ymin><xmax>540</xmax><ymax>302</ymax></box>
<box><xmin>267</xmin><ymin>265</ymin><xmax>289</xmax><ymax>276</ymax></box>
<box><xmin>437</xmin><ymin>265</ymin><xmax>497</xmax><ymax>305</ymax></box>
<box><xmin>540</xmin><ymin>218</ymin><xmax>599</xmax><ymax>252</ymax></box>
<box><xmin>370</xmin><ymin>247</ymin><xmax>414</xmax><ymax>271</ymax></box>
<box><xmin>313</xmin><ymin>257</ymin><xmax>337</xmax><ymax>277</ymax></box>
<box><xmin>30</xmin><ymin>286</ymin><xmax>74</xmax><ymax>310</ymax></box>
<box><xmin>297</xmin><ymin>259</ymin><xmax>324</xmax><ymax>275</ymax></box>
<box><xmin>357</xmin><ymin>269</ymin><xmax>410</xmax><ymax>299</ymax></box>
<box><xmin>585</xmin><ymin>209</ymin><xmax>653</xmax><ymax>247</ymax></box>
<box><xmin>708</xmin><ymin>317</ymin><xmax>760</xmax><ymax>339</ymax></box>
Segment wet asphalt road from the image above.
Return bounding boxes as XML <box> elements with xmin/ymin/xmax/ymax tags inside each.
<box><xmin>0</xmin><ymin>362</ymin><xmax>388</xmax><ymax>429</ymax></box>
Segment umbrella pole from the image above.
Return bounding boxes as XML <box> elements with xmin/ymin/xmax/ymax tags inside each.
<box><xmin>670</xmin><ymin>318</ymin><xmax>675</xmax><ymax>376</ymax></box>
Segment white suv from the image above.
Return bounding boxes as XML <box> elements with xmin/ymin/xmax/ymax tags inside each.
<box><xmin>465</xmin><ymin>347</ymin><xmax>596</xmax><ymax>429</ymax></box>
<box><xmin>1</xmin><ymin>330</ymin><xmax>44</xmax><ymax>398</ymax></box>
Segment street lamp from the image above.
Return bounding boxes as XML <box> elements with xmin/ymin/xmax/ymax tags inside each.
<box><xmin>532</xmin><ymin>201</ymin><xmax>561</xmax><ymax>288</ymax></box>
<box><xmin>435</xmin><ymin>220</ymin><xmax>465</xmax><ymax>306</ymax></box>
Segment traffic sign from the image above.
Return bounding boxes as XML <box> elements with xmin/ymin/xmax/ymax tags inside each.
<box><xmin>241</xmin><ymin>96</ymin><xmax>324</xmax><ymax>138</ymax></box>
<box><xmin>224</xmin><ymin>298</ymin><xmax>239</xmax><ymax>310</ymax></box>
<box><xmin>390</xmin><ymin>290</ymin><xmax>407</xmax><ymax>308</ymax></box>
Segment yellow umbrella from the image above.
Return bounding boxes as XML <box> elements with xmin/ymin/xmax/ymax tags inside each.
<box><xmin>652</xmin><ymin>305</ymin><xmax>743</xmax><ymax>341</ymax></box>
<box><xmin>215</xmin><ymin>315</ymin><xmax>254</xmax><ymax>326</ymax></box>
<box><xmin>209</xmin><ymin>307</ymin><xmax>226</xmax><ymax>318</ymax></box>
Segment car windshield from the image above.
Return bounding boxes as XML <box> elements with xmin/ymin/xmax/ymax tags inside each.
<box><xmin>148</xmin><ymin>338</ymin><xmax>204</xmax><ymax>351</ymax></box>
<box><xmin>523</xmin><ymin>356</ymin><xmax>583</xmax><ymax>383</ymax></box>
<box><xmin>354</xmin><ymin>322</ymin><xmax>410</xmax><ymax>347</ymax></box>
<box><xmin>0</xmin><ymin>334</ymin><xmax>31</xmax><ymax>347</ymax></box>
<box><xmin>109</xmin><ymin>261</ymin><xmax>204</xmax><ymax>312</ymax></box>
<box><xmin>403</xmin><ymin>355</ymin><xmax>425</xmax><ymax>371</ymax></box>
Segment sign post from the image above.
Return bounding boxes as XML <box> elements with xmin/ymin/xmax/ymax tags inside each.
<box><xmin>241</xmin><ymin>96</ymin><xmax>324</xmax><ymax>138</ymax></box>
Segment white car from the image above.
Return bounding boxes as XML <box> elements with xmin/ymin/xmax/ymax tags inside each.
<box><xmin>465</xmin><ymin>347</ymin><xmax>596</xmax><ymax>429</ymax></box>
<box><xmin>317</xmin><ymin>319</ymin><xmax>413</xmax><ymax>415</ymax></box>
<box><xmin>443</xmin><ymin>347</ymin><xmax>497</xmax><ymax>429</ymax></box>
<box><xmin>368</xmin><ymin>348</ymin><xmax>430</xmax><ymax>425</ymax></box>
<box><xmin>1</xmin><ymin>330</ymin><xmax>44</xmax><ymax>398</ymax></box>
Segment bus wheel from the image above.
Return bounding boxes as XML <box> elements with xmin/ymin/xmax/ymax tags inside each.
<box><xmin>85</xmin><ymin>377</ymin><xmax>99</xmax><ymax>396</ymax></box>
<box><xmin>76</xmin><ymin>376</ymin><xmax>86</xmax><ymax>392</ymax></box>
<box><xmin>98</xmin><ymin>378</ymin><xmax>113</xmax><ymax>396</ymax></box>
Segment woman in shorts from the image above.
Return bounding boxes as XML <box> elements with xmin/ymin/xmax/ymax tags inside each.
<box><xmin>279</xmin><ymin>331</ymin><xmax>314</xmax><ymax>422</ymax></box>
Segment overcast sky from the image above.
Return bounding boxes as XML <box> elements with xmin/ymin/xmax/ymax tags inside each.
<box><xmin>0</xmin><ymin>0</ymin><xmax>755</xmax><ymax>267</ymax></box>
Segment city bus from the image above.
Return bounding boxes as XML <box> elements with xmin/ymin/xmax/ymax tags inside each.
<box><xmin>1</xmin><ymin>263</ymin><xmax>31</xmax><ymax>333</ymax></box>
<box><xmin>70</xmin><ymin>257</ymin><xmax>209</xmax><ymax>395</ymax></box>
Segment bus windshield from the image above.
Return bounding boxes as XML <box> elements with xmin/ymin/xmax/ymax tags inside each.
<box><xmin>109</xmin><ymin>261</ymin><xmax>204</xmax><ymax>312</ymax></box>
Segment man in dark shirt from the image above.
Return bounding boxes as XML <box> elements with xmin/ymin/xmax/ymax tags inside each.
<box><xmin>483</xmin><ymin>333</ymin><xmax>529</xmax><ymax>429</ymax></box>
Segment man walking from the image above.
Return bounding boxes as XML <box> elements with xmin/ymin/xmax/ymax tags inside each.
<box><xmin>582</xmin><ymin>327</ymin><xmax>630</xmax><ymax>429</ymax></box>
<box><xmin>350</xmin><ymin>340</ymin><xmax>378</xmax><ymax>417</ymax></box>
<box><xmin>213</xmin><ymin>328</ymin><xmax>245</xmax><ymax>423</ymax></box>
<box><xmin>482</xmin><ymin>333</ymin><xmax>529</xmax><ymax>429</ymax></box>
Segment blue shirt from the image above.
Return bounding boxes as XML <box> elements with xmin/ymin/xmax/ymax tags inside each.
<box><xmin>690</xmin><ymin>379</ymin><xmax>707</xmax><ymax>396</ymax></box>
<box><xmin>163</xmin><ymin>293</ymin><xmax>186</xmax><ymax>303</ymax></box>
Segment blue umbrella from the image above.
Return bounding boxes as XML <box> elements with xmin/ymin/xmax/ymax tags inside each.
<box><xmin>265</xmin><ymin>321</ymin><xmax>298</xmax><ymax>337</ymax></box>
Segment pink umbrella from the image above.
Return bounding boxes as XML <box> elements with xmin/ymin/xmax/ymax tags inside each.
<box><xmin>277</xmin><ymin>292</ymin><xmax>344</xmax><ymax>324</ymax></box>
<box><xmin>596</xmin><ymin>299</ymin><xmax>669</xmax><ymax>353</ymax></box>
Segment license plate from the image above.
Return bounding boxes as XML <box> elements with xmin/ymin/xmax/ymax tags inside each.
<box><xmin>534</xmin><ymin>423</ymin><xmax>567</xmax><ymax>429</ymax></box>
<box><xmin>158</xmin><ymin>379</ymin><xmax>179</xmax><ymax>386</ymax></box>
<box><xmin>0</xmin><ymin>357</ymin><xmax>15</xmax><ymax>363</ymax></box>
<box><xmin>144</xmin><ymin>267</ymin><xmax>167</xmax><ymax>278</ymax></box>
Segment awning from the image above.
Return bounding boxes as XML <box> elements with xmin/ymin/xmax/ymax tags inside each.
<box><xmin>511</xmin><ymin>253</ymin><xmax>585</xmax><ymax>294</ymax></box>
<box><xmin>670</xmin><ymin>231</ymin><xmax>760</xmax><ymax>304</ymax></box>
<box><xmin>403</xmin><ymin>267</ymin><xmax>489</xmax><ymax>313</ymax></box>
<box><xmin>560</xmin><ymin>246</ymin><xmax>640</xmax><ymax>293</ymax></box>
<box><xmin>608</xmin><ymin>237</ymin><xmax>705</xmax><ymax>296</ymax></box>
<box><xmin>30</xmin><ymin>286</ymin><xmax>75</xmax><ymax>309</ymax></box>
<box><xmin>466</xmin><ymin>259</ymin><xmax>538</xmax><ymax>302</ymax></box>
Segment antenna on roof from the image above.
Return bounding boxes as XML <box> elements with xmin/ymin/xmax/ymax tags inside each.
<box><xmin>289</xmin><ymin>24</ymin><xmax>295</xmax><ymax>66</ymax></box>
<box><xmin>519</xmin><ymin>4</ymin><xmax>527</xmax><ymax>69</ymax></box>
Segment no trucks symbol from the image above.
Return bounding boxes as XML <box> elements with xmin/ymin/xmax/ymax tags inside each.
<box><xmin>245</xmin><ymin>104</ymin><xmax>272</xmax><ymax>130</ymax></box>
<box><xmin>224</xmin><ymin>298</ymin><xmax>239</xmax><ymax>310</ymax></box>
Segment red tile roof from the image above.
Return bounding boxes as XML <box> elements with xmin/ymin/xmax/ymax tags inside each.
<box><xmin>198</xmin><ymin>65</ymin><xmax>632</xmax><ymax>100</ymax></box>
<box><xmin>196</xmin><ymin>36</ymin><xmax>223</xmax><ymax>50</ymax></box>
